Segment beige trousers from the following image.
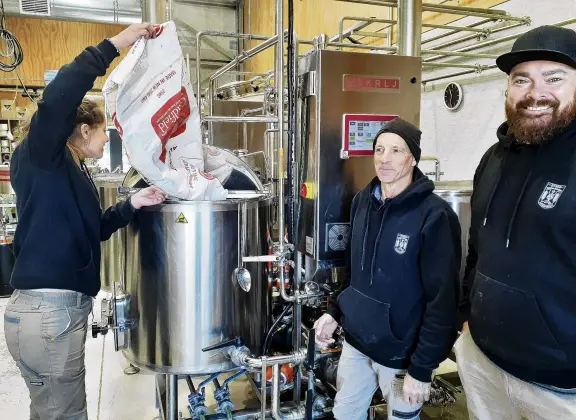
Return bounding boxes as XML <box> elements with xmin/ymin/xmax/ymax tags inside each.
<box><xmin>455</xmin><ymin>330</ymin><xmax>576</xmax><ymax>420</ymax></box>
<box><xmin>3</xmin><ymin>290</ymin><xmax>92</xmax><ymax>420</ymax></box>
<box><xmin>333</xmin><ymin>341</ymin><xmax>423</xmax><ymax>420</ymax></box>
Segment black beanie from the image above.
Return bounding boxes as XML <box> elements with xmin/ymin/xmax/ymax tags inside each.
<box><xmin>372</xmin><ymin>117</ymin><xmax>422</xmax><ymax>162</ymax></box>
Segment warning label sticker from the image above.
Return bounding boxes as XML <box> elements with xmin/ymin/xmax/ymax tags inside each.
<box><xmin>175</xmin><ymin>213</ymin><xmax>188</xmax><ymax>224</ymax></box>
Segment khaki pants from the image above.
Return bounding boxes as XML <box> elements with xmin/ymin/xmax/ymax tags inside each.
<box><xmin>455</xmin><ymin>330</ymin><xmax>576</xmax><ymax>420</ymax></box>
<box><xmin>333</xmin><ymin>341</ymin><xmax>422</xmax><ymax>420</ymax></box>
<box><xmin>3</xmin><ymin>290</ymin><xmax>92</xmax><ymax>420</ymax></box>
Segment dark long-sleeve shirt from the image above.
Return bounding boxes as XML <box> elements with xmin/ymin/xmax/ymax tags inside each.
<box><xmin>10</xmin><ymin>39</ymin><xmax>136</xmax><ymax>297</ymax></box>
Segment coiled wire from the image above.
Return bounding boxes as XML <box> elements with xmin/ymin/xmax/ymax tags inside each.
<box><xmin>0</xmin><ymin>0</ymin><xmax>23</xmax><ymax>72</ymax></box>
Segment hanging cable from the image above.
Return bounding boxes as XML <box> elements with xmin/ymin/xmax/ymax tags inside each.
<box><xmin>0</xmin><ymin>0</ymin><xmax>35</xmax><ymax>103</ymax></box>
<box><xmin>0</xmin><ymin>0</ymin><xmax>23</xmax><ymax>72</ymax></box>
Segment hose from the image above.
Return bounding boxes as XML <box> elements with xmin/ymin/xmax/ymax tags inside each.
<box><xmin>286</xmin><ymin>0</ymin><xmax>295</xmax><ymax>245</ymax></box>
<box><xmin>263</xmin><ymin>303</ymin><xmax>293</xmax><ymax>355</ymax></box>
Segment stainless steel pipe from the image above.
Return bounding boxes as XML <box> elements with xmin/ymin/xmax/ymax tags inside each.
<box><xmin>231</xmin><ymin>348</ymin><xmax>307</xmax><ymax>369</ymax></box>
<box><xmin>210</xmin><ymin>35</ymin><xmax>279</xmax><ymax>82</ymax></box>
<box><xmin>398</xmin><ymin>0</ymin><xmax>422</xmax><ymax>56</ymax></box>
<box><xmin>421</xmin><ymin>64</ymin><xmax>498</xmax><ymax>84</ymax></box>
<box><xmin>421</xmin><ymin>49</ymin><xmax>498</xmax><ymax>59</ymax></box>
<box><xmin>195</xmin><ymin>30</ymin><xmax>271</xmax><ymax>102</ymax></box>
<box><xmin>275</xmin><ymin>0</ymin><xmax>285</xmax><ymax>256</ymax></box>
<box><xmin>423</xmin><ymin>62</ymin><xmax>492</xmax><ymax>70</ymax></box>
<box><xmin>424</xmin><ymin>22</ymin><xmax>527</xmax><ymax>54</ymax></box>
<box><xmin>424</xmin><ymin>17</ymin><xmax>576</xmax><ymax>63</ymax></box>
<box><xmin>327</xmin><ymin>42</ymin><xmax>397</xmax><ymax>52</ymax></box>
<box><xmin>271</xmin><ymin>364</ymin><xmax>306</xmax><ymax>420</ymax></box>
<box><xmin>203</xmin><ymin>116</ymin><xmax>279</xmax><ymax>124</ymax></box>
<box><xmin>335</xmin><ymin>0</ymin><xmax>520</xmax><ymax>20</ymax></box>
<box><xmin>421</xmin><ymin>18</ymin><xmax>494</xmax><ymax>45</ymax></box>
<box><xmin>166</xmin><ymin>375</ymin><xmax>178</xmax><ymax>420</ymax></box>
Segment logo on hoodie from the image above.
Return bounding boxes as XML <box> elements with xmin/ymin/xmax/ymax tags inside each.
<box><xmin>538</xmin><ymin>182</ymin><xmax>566</xmax><ymax>210</ymax></box>
<box><xmin>394</xmin><ymin>234</ymin><xmax>410</xmax><ymax>255</ymax></box>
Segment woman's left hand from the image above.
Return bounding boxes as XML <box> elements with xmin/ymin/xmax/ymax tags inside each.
<box><xmin>130</xmin><ymin>186</ymin><xmax>167</xmax><ymax>209</ymax></box>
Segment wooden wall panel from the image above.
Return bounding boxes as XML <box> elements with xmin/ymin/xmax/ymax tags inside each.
<box><xmin>243</xmin><ymin>0</ymin><xmax>508</xmax><ymax>73</ymax></box>
<box><xmin>0</xmin><ymin>16</ymin><xmax>127</xmax><ymax>90</ymax></box>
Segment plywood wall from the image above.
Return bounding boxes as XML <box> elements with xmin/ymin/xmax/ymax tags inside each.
<box><xmin>242</xmin><ymin>0</ymin><xmax>507</xmax><ymax>73</ymax></box>
<box><xmin>0</xmin><ymin>16</ymin><xmax>127</xmax><ymax>96</ymax></box>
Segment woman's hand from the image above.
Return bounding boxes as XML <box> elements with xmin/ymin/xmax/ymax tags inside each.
<box><xmin>109</xmin><ymin>23</ymin><xmax>157</xmax><ymax>50</ymax></box>
<box><xmin>130</xmin><ymin>186</ymin><xmax>167</xmax><ymax>210</ymax></box>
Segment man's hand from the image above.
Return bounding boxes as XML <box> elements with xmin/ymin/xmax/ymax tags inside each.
<box><xmin>402</xmin><ymin>373</ymin><xmax>431</xmax><ymax>406</ymax></box>
<box><xmin>313</xmin><ymin>313</ymin><xmax>338</xmax><ymax>347</ymax></box>
<box><xmin>130</xmin><ymin>186</ymin><xmax>167</xmax><ymax>210</ymax></box>
<box><xmin>110</xmin><ymin>23</ymin><xmax>157</xmax><ymax>50</ymax></box>
<box><xmin>462</xmin><ymin>321</ymin><xmax>469</xmax><ymax>333</ymax></box>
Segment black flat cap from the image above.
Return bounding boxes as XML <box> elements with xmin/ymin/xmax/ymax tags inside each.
<box><xmin>496</xmin><ymin>25</ymin><xmax>576</xmax><ymax>74</ymax></box>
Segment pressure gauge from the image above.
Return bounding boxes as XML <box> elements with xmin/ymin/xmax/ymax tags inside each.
<box><xmin>444</xmin><ymin>82</ymin><xmax>463</xmax><ymax>111</ymax></box>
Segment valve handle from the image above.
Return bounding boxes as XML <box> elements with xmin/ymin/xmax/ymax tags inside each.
<box><xmin>201</xmin><ymin>336</ymin><xmax>244</xmax><ymax>352</ymax></box>
<box><xmin>306</xmin><ymin>328</ymin><xmax>316</xmax><ymax>370</ymax></box>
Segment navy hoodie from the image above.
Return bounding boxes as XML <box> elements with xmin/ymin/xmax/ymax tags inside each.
<box><xmin>461</xmin><ymin>120</ymin><xmax>576</xmax><ymax>389</ymax></box>
<box><xmin>9</xmin><ymin>40</ymin><xmax>136</xmax><ymax>297</ymax></box>
<box><xmin>327</xmin><ymin>168</ymin><xmax>462</xmax><ymax>382</ymax></box>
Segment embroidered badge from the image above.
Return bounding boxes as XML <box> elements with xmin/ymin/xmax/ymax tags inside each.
<box><xmin>394</xmin><ymin>233</ymin><xmax>409</xmax><ymax>255</ymax></box>
<box><xmin>538</xmin><ymin>182</ymin><xmax>566</xmax><ymax>209</ymax></box>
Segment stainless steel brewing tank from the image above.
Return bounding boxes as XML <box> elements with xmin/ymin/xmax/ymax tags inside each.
<box><xmin>122</xmin><ymin>196</ymin><xmax>272</xmax><ymax>374</ymax></box>
<box><xmin>92</xmin><ymin>173</ymin><xmax>127</xmax><ymax>293</ymax></box>
<box><xmin>434</xmin><ymin>180</ymin><xmax>473</xmax><ymax>278</ymax></box>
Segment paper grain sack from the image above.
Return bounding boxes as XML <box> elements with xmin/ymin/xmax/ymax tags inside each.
<box><xmin>103</xmin><ymin>21</ymin><xmax>227</xmax><ymax>200</ymax></box>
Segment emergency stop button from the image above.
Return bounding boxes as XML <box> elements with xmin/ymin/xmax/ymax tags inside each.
<box><xmin>300</xmin><ymin>183</ymin><xmax>307</xmax><ymax>198</ymax></box>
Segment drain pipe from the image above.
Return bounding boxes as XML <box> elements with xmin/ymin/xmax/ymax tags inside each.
<box><xmin>271</xmin><ymin>364</ymin><xmax>306</xmax><ymax>420</ymax></box>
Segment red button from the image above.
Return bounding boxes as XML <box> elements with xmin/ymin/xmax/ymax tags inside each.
<box><xmin>300</xmin><ymin>183</ymin><xmax>307</xmax><ymax>198</ymax></box>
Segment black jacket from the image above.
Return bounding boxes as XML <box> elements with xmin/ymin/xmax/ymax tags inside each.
<box><xmin>460</xmin><ymin>120</ymin><xmax>576</xmax><ymax>388</ymax></box>
<box><xmin>10</xmin><ymin>40</ymin><xmax>136</xmax><ymax>297</ymax></box>
<box><xmin>328</xmin><ymin>168</ymin><xmax>462</xmax><ymax>382</ymax></box>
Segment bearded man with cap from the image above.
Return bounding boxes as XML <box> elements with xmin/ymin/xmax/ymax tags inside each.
<box><xmin>313</xmin><ymin>117</ymin><xmax>462</xmax><ymax>420</ymax></box>
<box><xmin>456</xmin><ymin>25</ymin><xmax>576</xmax><ymax>419</ymax></box>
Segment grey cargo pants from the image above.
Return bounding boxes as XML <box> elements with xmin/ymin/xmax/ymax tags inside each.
<box><xmin>3</xmin><ymin>289</ymin><xmax>92</xmax><ymax>420</ymax></box>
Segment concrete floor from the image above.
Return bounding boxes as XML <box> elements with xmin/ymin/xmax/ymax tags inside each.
<box><xmin>0</xmin><ymin>294</ymin><xmax>469</xmax><ymax>419</ymax></box>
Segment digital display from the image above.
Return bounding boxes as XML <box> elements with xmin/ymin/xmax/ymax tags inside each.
<box><xmin>341</xmin><ymin>114</ymin><xmax>399</xmax><ymax>158</ymax></box>
<box><xmin>347</xmin><ymin>120</ymin><xmax>389</xmax><ymax>152</ymax></box>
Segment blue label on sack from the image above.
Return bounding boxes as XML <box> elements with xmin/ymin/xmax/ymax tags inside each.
<box><xmin>29</xmin><ymin>379</ymin><xmax>44</xmax><ymax>386</ymax></box>
<box><xmin>4</xmin><ymin>316</ymin><xmax>19</xmax><ymax>324</ymax></box>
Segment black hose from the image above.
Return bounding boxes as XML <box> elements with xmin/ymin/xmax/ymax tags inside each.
<box><xmin>186</xmin><ymin>376</ymin><xmax>196</xmax><ymax>394</ymax></box>
<box><xmin>262</xmin><ymin>303</ymin><xmax>293</xmax><ymax>356</ymax></box>
<box><xmin>286</xmin><ymin>0</ymin><xmax>295</xmax><ymax>245</ymax></box>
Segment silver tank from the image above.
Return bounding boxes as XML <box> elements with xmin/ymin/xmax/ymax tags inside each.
<box><xmin>434</xmin><ymin>180</ymin><xmax>473</xmax><ymax>278</ymax></box>
<box><xmin>121</xmin><ymin>196</ymin><xmax>272</xmax><ymax>374</ymax></box>
<box><xmin>92</xmin><ymin>173</ymin><xmax>127</xmax><ymax>293</ymax></box>
<box><xmin>119</xmin><ymin>151</ymin><xmax>272</xmax><ymax>375</ymax></box>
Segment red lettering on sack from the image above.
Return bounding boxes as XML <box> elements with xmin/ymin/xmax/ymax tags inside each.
<box><xmin>151</xmin><ymin>87</ymin><xmax>190</xmax><ymax>163</ymax></box>
<box><xmin>112</xmin><ymin>112</ymin><xmax>123</xmax><ymax>137</ymax></box>
<box><xmin>199</xmin><ymin>170</ymin><xmax>214</xmax><ymax>180</ymax></box>
<box><xmin>207</xmin><ymin>147</ymin><xmax>220</xmax><ymax>156</ymax></box>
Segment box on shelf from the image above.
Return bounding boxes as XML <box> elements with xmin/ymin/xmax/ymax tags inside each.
<box><xmin>0</xmin><ymin>100</ymin><xmax>16</xmax><ymax>119</ymax></box>
<box><xmin>16</xmin><ymin>107</ymin><xmax>29</xmax><ymax>120</ymax></box>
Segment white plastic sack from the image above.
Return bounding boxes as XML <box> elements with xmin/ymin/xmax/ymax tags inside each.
<box><xmin>103</xmin><ymin>21</ymin><xmax>227</xmax><ymax>200</ymax></box>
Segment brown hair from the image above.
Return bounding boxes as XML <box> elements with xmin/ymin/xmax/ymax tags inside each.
<box><xmin>18</xmin><ymin>98</ymin><xmax>105</xmax><ymax>164</ymax></box>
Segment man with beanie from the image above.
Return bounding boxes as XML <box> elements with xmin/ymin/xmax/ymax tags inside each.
<box><xmin>313</xmin><ymin>117</ymin><xmax>462</xmax><ymax>420</ymax></box>
<box><xmin>457</xmin><ymin>25</ymin><xmax>576</xmax><ymax>419</ymax></box>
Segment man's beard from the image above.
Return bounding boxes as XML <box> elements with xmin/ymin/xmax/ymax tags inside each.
<box><xmin>506</xmin><ymin>94</ymin><xmax>576</xmax><ymax>144</ymax></box>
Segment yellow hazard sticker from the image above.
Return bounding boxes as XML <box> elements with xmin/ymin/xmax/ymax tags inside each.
<box><xmin>175</xmin><ymin>213</ymin><xmax>188</xmax><ymax>224</ymax></box>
